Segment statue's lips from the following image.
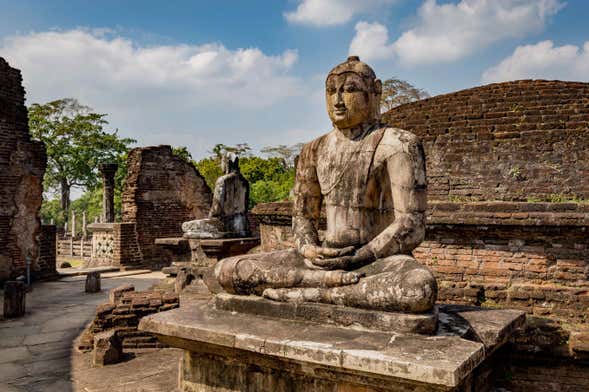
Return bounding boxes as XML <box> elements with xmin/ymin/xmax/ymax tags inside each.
<box><xmin>334</xmin><ymin>109</ymin><xmax>347</xmax><ymax>115</ymax></box>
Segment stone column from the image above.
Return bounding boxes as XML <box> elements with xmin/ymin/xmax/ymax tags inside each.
<box><xmin>99</xmin><ymin>163</ymin><xmax>118</xmax><ymax>223</ymax></box>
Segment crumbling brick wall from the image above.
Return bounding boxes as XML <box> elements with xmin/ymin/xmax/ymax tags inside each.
<box><xmin>382</xmin><ymin>80</ymin><xmax>589</xmax><ymax>202</ymax></box>
<box><xmin>78</xmin><ymin>284</ymin><xmax>179</xmax><ymax>351</ymax></box>
<box><xmin>0</xmin><ymin>57</ymin><xmax>48</xmax><ymax>282</ymax></box>
<box><xmin>122</xmin><ymin>145</ymin><xmax>212</xmax><ymax>261</ymax></box>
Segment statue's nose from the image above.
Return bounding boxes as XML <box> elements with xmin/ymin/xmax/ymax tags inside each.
<box><xmin>335</xmin><ymin>91</ymin><xmax>345</xmax><ymax>107</ymax></box>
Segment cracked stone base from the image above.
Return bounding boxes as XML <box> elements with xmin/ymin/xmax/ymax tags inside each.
<box><xmin>139</xmin><ymin>299</ymin><xmax>525</xmax><ymax>391</ymax></box>
<box><xmin>214</xmin><ymin>293</ymin><xmax>439</xmax><ymax>334</ymax></box>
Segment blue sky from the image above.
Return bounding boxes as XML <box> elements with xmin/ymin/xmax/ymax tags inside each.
<box><xmin>1</xmin><ymin>0</ymin><xmax>588</xmax><ymax>161</ymax></box>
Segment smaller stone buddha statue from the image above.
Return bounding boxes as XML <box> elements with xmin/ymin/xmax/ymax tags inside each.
<box><xmin>182</xmin><ymin>154</ymin><xmax>250</xmax><ymax>239</ymax></box>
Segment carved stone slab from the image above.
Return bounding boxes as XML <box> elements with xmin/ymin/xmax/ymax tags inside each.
<box><xmin>139</xmin><ymin>299</ymin><xmax>524</xmax><ymax>388</ymax></box>
<box><xmin>214</xmin><ymin>293</ymin><xmax>438</xmax><ymax>334</ymax></box>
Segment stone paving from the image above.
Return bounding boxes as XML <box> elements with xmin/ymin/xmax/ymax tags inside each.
<box><xmin>0</xmin><ymin>271</ymin><xmax>180</xmax><ymax>391</ymax></box>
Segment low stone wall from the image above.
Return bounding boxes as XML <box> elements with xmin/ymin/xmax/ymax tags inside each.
<box><xmin>251</xmin><ymin>201</ymin><xmax>588</xmax><ymax>324</ymax></box>
<box><xmin>79</xmin><ymin>284</ymin><xmax>179</xmax><ymax>351</ymax></box>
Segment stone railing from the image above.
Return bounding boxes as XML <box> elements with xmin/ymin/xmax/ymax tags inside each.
<box><xmin>86</xmin><ymin>223</ymin><xmax>142</xmax><ymax>268</ymax></box>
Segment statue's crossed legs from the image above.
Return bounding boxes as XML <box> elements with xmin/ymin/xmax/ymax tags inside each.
<box><xmin>214</xmin><ymin>249</ymin><xmax>437</xmax><ymax>313</ymax></box>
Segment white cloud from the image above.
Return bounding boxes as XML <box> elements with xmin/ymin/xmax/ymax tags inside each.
<box><xmin>285</xmin><ymin>0</ymin><xmax>396</xmax><ymax>27</ymax></box>
<box><xmin>348</xmin><ymin>0</ymin><xmax>564</xmax><ymax>64</ymax></box>
<box><xmin>0</xmin><ymin>29</ymin><xmax>307</xmax><ymax>160</ymax></box>
<box><xmin>482</xmin><ymin>40</ymin><xmax>589</xmax><ymax>83</ymax></box>
<box><xmin>0</xmin><ymin>29</ymin><xmax>300</xmax><ymax>108</ymax></box>
<box><xmin>349</xmin><ymin>21</ymin><xmax>395</xmax><ymax>61</ymax></box>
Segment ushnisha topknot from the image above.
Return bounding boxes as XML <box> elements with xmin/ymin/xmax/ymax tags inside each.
<box><xmin>327</xmin><ymin>56</ymin><xmax>377</xmax><ymax>81</ymax></box>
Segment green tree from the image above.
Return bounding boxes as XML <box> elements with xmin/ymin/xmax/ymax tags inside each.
<box><xmin>210</xmin><ymin>143</ymin><xmax>251</xmax><ymax>160</ymax></box>
<box><xmin>260</xmin><ymin>143</ymin><xmax>303</xmax><ymax>169</ymax></box>
<box><xmin>380</xmin><ymin>78</ymin><xmax>429</xmax><ymax>113</ymax></box>
<box><xmin>29</xmin><ymin>98</ymin><xmax>135</xmax><ymax>221</ymax></box>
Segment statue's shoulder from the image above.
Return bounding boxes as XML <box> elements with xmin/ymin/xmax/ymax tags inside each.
<box><xmin>299</xmin><ymin>132</ymin><xmax>330</xmax><ymax>160</ymax></box>
<box><xmin>375</xmin><ymin>125</ymin><xmax>423</xmax><ymax>162</ymax></box>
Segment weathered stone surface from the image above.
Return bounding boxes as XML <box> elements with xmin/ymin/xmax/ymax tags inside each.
<box><xmin>214</xmin><ymin>293</ymin><xmax>438</xmax><ymax>334</ymax></box>
<box><xmin>109</xmin><ymin>284</ymin><xmax>135</xmax><ymax>304</ymax></box>
<box><xmin>212</xmin><ymin>57</ymin><xmax>437</xmax><ymax>315</ymax></box>
<box><xmin>183</xmin><ymin>154</ymin><xmax>250</xmax><ymax>239</ymax></box>
<box><xmin>85</xmin><ymin>272</ymin><xmax>101</xmax><ymax>293</ymax></box>
<box><xmin>122</xmin><ymin>145</ymin><xmax>212</xmax><ymax>262</ymax></box>
<box><xmin>175</xmin><ymin>268</ymin><xmax>194</xmax><ymax>294</ymax></box>
<box><xmin>252</xmin><ymin>199</ymin><xmax>589</xmax><ymax>324</ymax></box>
<box><xmin>92</xmin><ymin>330</ymin><xmax>122</xmax><ymax>366</ymax></box>
<box><xmin>0</xmin><ymin>57</ymin><xmax>48</xmax><ymax>282</ymax></box>
<box><xmin>139</xmin><ymin>299</ymin><xmax>523</xmax><ymax>389</ymax></box>
<box><xmin>3</xmin><ymin>281</ymin><xmax>26</xmax><ymax>318</ymax></box>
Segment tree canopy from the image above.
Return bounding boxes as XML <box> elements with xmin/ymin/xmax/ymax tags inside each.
<box><xmin>380</xmin><ymin>78</ymin><xmax>429</xmax><ymax>113</ymax></box>
<box><xmin>29</xmin><ymin>98</ymin><xmax>135</xmax><ymax>220</ymax></box>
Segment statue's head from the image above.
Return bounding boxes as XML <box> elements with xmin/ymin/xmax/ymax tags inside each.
<box><xmin>326</xmin><ymin>56</ymin><xmax>382</xmax><ymax>130</ymax></box>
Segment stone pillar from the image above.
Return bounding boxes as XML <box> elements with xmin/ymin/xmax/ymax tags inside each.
<box><xmin>82</xmin><ymin>211</ymin><xmax>87</xmax><ymax>238</ymax></box>
<box><xmin>3</xmin><ymin>281</ymin><xmax>26</xmax><ymax>317</ymax></box>
<box><xmin>71</xmin><ymin>211</ymin><xmax>76</xmax><ymax>237</ymax></box>
<box><xmin>99</xmin><ymin>163</ymin><xmax>118</xmax><ymax>223</ymax></box>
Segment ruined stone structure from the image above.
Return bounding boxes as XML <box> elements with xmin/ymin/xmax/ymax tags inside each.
<box><xmin>0</xmin><ymin>57</ymin><xmax>52</xmax><ymax>282</ymax></box>
<box><xmin>381</xmin><ymin>80</ymin><xmax>589</xmax><ymax>202</ymax></box>
<box><xmin>78</xmin><ymin>284</ymin><xmax>179</xmax><ymax>352</ymax></box>
<box><xmin>141</xmin><ymin>58</ymin><xmax>526</xmax><ymax>392</ymax></box>
<box><xmin>122</xmin><ymin>145</ymin><xmax>212</xmax><ymax>261</ymax></box>
<box><xmin>247</xmin><ymin>79</ymin><xmax>589</xmax><ymax>391</ymax></box>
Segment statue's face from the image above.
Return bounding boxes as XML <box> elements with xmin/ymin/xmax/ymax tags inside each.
<box><xmin>326</xmin><ymin>72</ymin><xmax>376</xmax><ymax>129</ymax></box>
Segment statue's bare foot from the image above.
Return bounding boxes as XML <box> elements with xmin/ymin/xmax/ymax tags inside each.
<box><xmin>263</xmin><ymin>287</ymin><xmax>321</xmax><ymax>303</ymax></box>
<box><xmin>300</xmin><ymin>270</ymin><xmax>363</xmax><ymax>287</ymax></box>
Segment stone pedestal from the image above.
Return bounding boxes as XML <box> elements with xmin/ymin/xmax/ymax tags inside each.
<box><xmin>3</xmin><ymin>281</ymin><xmax>26</xmax><ymax>318</ymax></box>
<box><xmin>140</xmin><ymin>299</ymin><xmax>525</xmax><ymax>391</ymax></box>
<box><xmin>85</xmin><ymin>271</ymin><xmax>101</xmax><ymax>293</ymax></box>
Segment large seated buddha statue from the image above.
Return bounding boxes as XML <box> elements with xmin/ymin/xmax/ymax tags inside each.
<box><xmin>211</xmin><ymin>56</ymin><xmax>437</xmax><ymax>313</ymax></box>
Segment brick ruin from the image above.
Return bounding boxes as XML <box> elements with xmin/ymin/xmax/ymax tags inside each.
<box><xmin>0</xmin><ymin>57</ymin><xmax>54</xmax><ymax>282</ymax></box>
<box><xmin>78</xmin><ymin>284</ymin><xmax>179</xmax><ymax>352</ymax></box>
<box><xmin>121</xmin><ymin>145</ymin><xmax>212</xmax><ymax>262</ymax></box>
<box><xmin>381</xmin><ymin>79</ymin><xmax>589</xmax><ymax>202</ymax></box>
<box><xmin>251</xmin><ymin>80</ymin><xmax>589</xmax><ymax>391</ymax></box>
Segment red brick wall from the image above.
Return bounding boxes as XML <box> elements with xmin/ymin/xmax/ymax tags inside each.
<box><xmin>122</xmin><ymin>146</ymin><xmax>212</xmax><ymax>261</ymax></box>
<box><xmin>252</xmin><ymin>201</ymin><xmax>588</xmax><ymax>324</ymax></box>
<box><xmin>382</xmin><ymin>80</ymin><xmax>589</xmax><ymax>202</ymax></box>
<box><xmin>112</xmin><ymin>223</ymin><xmax>142</xmax><ymax>266</ymax></box>
<box><xmin>0</xmin><ymin>57</ymin><xmax>47</xmax><ymax>282</ymax></box>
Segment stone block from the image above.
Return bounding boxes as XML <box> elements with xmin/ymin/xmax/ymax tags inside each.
<box><xmin>109</xmin><ymin>284</ymin><xmax>134</xmax><ymax>304</ymax></box>
<box><xmin>3</xmin><ymin>281</ymin><xmax>26</xmax><ymax>318</ymax></box>
<box><xmin>214</xmin><ymin>294</ymin><xmax>438</xmax><ymax>334</ymax></box>
<box><xmin>92</xmin><ymin>330</ymin><xmax>122</xmax><ymax>366</ymax></box>
<box><xmin>85</xmin><ymin>272</ymin><xmax>101</xmax><ymax>293</ymax></box>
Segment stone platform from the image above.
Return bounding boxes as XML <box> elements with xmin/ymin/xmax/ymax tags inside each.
<box><xmin>139</xmin><ymin>298</ymin><xmax>525</xmax><ymax>391</ymax></box>
<box><xmin>214</xmin><ymin>293</ymin><xmax>439</xmax><ymax>334</ymax></box>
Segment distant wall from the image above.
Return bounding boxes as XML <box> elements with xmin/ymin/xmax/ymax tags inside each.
<box><xmin>0</xmin><ymin>57</ymin><xmax>48</xmax><ymax>281</ymax></box>
<box><xmin>382</xmin><ymin>80</ymin><xmax>589</xmax><ymax>202</ymax></box>
<box><xmin>122</xmin><ymin>145</ymin><xmax>212</xmax><ymax>261</ymax></box>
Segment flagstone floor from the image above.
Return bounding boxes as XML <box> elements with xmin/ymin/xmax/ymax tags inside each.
<box><xmin>0</xmin><ymin>271</ymin><xmax>181</xmax><ymax>392</ymax></box>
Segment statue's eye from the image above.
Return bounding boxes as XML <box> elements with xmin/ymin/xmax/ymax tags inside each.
<box><xmin>326</xmin><ymin>87</ymin><xmax>337</xmax><ymax>94</ymax></box>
